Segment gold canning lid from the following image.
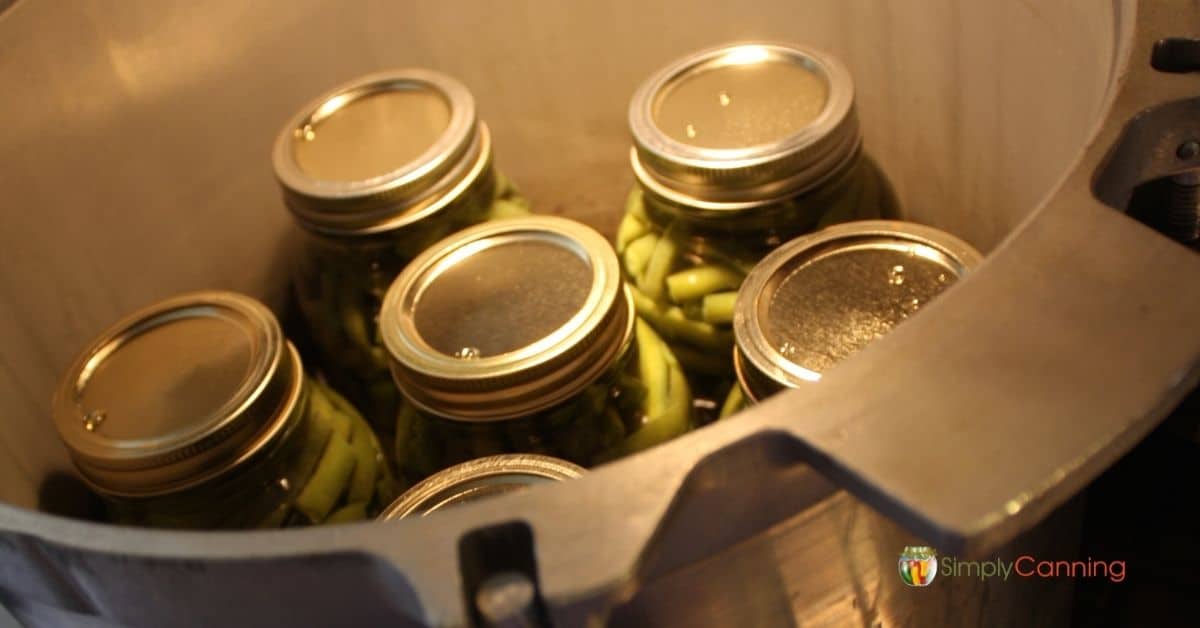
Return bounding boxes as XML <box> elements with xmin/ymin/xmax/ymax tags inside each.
<box><xmin>380</xmin><ymin>216</ymin><xmax>633</xmax><ymax>421</ymax></box>
<box><xmin>51</xmin><ymin>291</ymin><xmax>302</xmax><ymax>497</ymax></box>
<box><xmin>378</xmin><ymin>454</ymin><xmax>584</xmax><ymax>520</ymax></box>
<box><xmin>629</xmin><ymin>42</ymin><xmax>860</xmax><ymax>213</ymax></box>
<box><xmin>272</xmin><ymin>68</ymin><xmax>491</xmax><ymax>236</ymax></box>
<box><xmin>733</xmin><ymin>221</ymin><xmax>982</xmax><ymax>402</ymax></box>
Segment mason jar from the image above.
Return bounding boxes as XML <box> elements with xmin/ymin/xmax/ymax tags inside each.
<box><xmin>378</xmin><ymin>454</ymin><xmax>583</xmax><ymax>520</ymax></box>
<box><xmin>272</xmin><ymin>69</ymin><xmax>530</xmax><ymax>442</ymax></box>
<box><xmin>380</xmin><ymin>216</ymin><xmax>694</xmax><ymax>483</ymax></box>
<box><xmin>720</xmin><ymin>221</ymin><xmax>982</xmax><ymax>417</ymax></box>
<box><xmin>618</xmin><ymin>42</ymin><xmax>899</xmax><ymax>407</ymax></box>
<box><xmin>51</xmin><ymin>292</ymin><xmax>395</xmax><ymax>529</ymax></box>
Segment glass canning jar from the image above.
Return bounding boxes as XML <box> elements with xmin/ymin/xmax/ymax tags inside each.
<box><xmin>51</xmin><ymin>292</ymin><xmax>395</xmax><ymax>529</ymax></box>
<box><xmin>617</xmin><ymin>42</ymin><xmax>899</xmax><ymax>408</ymax></box>
<box><xmin>272</xmin><ymin>69</ymin><xmax>529</xmax><ymax>442</ymax></box>
<box><xmin>380</xmin><ymin>217</ymin><xmax>694</xmax><ymax>483</ymax></box>
<box><xmin>378</xmin><ymin>454</ymin><xmax>583</xmax><ymax>520</ymax></box>
<box><xmin>720</xmin><ymin>221</ymin><xmax>982</xmax><ymax>417</ymax></box>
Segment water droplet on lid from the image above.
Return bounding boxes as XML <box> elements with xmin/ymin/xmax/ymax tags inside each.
<box><xmin>937</xmin><ymin>273</ymin><xmax>949</xmax><ymax>284</ymax></box>
<box><xmin>82</xmin><ymin>410</ymin><xmax>105</xmax><ymax>432</ymax></box>
<box><xmin>888</xmin><ymin>265</ymin><xmax>906</xmax><ymax>286</ymax></box>
<box><xmin>278</xmin><ymin>477</ymin><xmax>290</xmax><ymax>492</ymax></box>
<box><xmin>778</xmin><ymin>341</ymin><xmax>798</xmax><ymax>357</ymax></box>
<box><xmin>718</xmin><ymin>91</ymin><xmax>731</xmax><ymax>107</ymax></box>
<box><xmin>455</xmin><ymin>346</ymin><xmax>481</xmax><ymax>359</ymax></box>
<box><xmin>685</xmin><ymin>124</ymin><xmax>697</xmax><ymax>139</ymax></box>
<box><xmin>295</xmin><ymin>124</ymin><xmax>316</xmax><ymax>142</ymax></box>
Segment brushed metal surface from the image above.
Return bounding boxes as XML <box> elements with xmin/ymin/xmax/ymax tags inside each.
<box><xmin>0</xmin><ymin>0</ymin><xmax>1114</xmax><ymax>508</ymax></box>
<box><xmin>3</xmin><ymin>2</ymin><xmax>1192</xmax><ymax>628</ymax></box>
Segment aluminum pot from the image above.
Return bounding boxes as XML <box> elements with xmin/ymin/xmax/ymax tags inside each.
<box><xmin>0</xmin><ymin>1</ymin><xmax>1197</xmax><ymax>626</ymax></box>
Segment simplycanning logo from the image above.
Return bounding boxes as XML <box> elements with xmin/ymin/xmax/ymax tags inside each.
<box><xmin>898</xmin><ymin>546</ymin><xmax>938</xmax><ymax>586</ymax></box>
<box><xmin>898</xmin><ymin>546</ymin><xmax>1127</xmax><ymax>586</ymax></box>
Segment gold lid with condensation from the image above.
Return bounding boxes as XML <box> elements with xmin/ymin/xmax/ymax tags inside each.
<box><xmin>51</xmin><ymin>292</ymin><xmax>302</xmax><ymax>497</ymax></box>
<box><xmin>733</xmin><ymin>221</ymin><xmax>982</xmax><ymax>402</ymax></box>
<box><xmin>629</xmin><ymin>42</ymin><xmax>860</xmax><ymax>211</ymax></box>
<box><xmin>380</xmin><ymin>216</ymin><xmax>633</xmax><ymax>421</ymax></box>
<box><xmin>272</xmin><ymin>69</ymin><xmax>491</xmax><ymax>235</ymax></box>
<box><xmin>378</xmin><ymin>454</ymin><xmax>584</xmax><ymax>520</ymax></box>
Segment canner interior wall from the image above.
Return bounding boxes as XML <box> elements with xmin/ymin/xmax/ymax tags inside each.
<box><xmin>0</xmin><ymin>0</ymin><xmax>1116</xmax><ymax>510</ymax></box>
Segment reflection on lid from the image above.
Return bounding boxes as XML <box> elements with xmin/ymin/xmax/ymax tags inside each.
<box><xmin>78</xmin><ymin>315</ymin><xmax>256</xmax><ymax>441</ymax></box>
<box><xmin>764</xmin><ymin>245</ymin><xmax>957</xmax><ymax>376</ymax></box>
<box><xmin>413</xmin><ymin>240</ymin><xmax>593</xmax><ymax>358</ymax></box>
<box><xmin>654</xmin><ymin>54</ymin><xmax>828</xmax><ymax>149</ymax></box>
<box><xmin>292</xmin><ymin>87</ymin><xmax>452</xmax><ymax>182</ymax></box>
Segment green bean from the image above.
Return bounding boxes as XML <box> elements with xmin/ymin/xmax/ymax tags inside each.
<box><xmin>292</xmin><ymin>394</ymin><xmax>335</xmax><ymax>487</ymax></box>
<box><xmin>616</xmin><ymin>213</ymin><xmax>649</xmax><ymax>253</ymax></box>
<box><xmin>701</xmin><ymin>291</ymin><xmax>738</xmax><ymax>324</ymax></box>
<box><xmin>622</xmin><ymin>233</ymin><xmax>658</xmax><ymax>282</ymax></box>
<box><xmin>493</xmin><ymin>171</ymin><xmax>519</xmax><ymax>200</ymax></box>
<box><xmin>340</xmin><ymin>303</ymin><xmax>374</xmax><ymax>353</ymax></box>
<box><xmin>635</xmin><ymin>318</ymin><xmax>669</xmax><ymax>417</ymax></box>
<box><xmin>308</xmin><ymin>383</ymin><xmax>353</xmax><ymax>445</ymax></box>
<box><xmin>681</xmin><ymin>300</ymin><xmax>704</xmax><ymax>321</ymax></box>
<box><xmin>632</xmin><ymin>288</ymin><xmax>732</xmax><ymax>351</ymax></box>
<box><xmin>665</xmin><ymin>265</ymin><xmax>743</xmax><ymax>303</ymax></box>
<box><xmin>719</xmin><ymin>384</ymin><xmax>745</xmax><ymax>419</ymax></box>
<box><xmin>669</xmin><ymin>343</ymin><xmax>733</xmax><ymax>376</ymax></box>
<box><xmin>394</xmin><ymin>400</ymin><xmax>417</xmax><ymax>468</ymax></box>
<box><xmin>324</xmin><ymin>501</ymin><xmax>368</xmax><ymax>524</ymax></box>
<box><xmin>608</xmin><ymin>362</ymin><xmax>691</xmax><ymax>457</ymax></box>
<box><xmin>625</xmin><ymin>187</ymin><xmax>648</xmax><ymax>222</ymax></box>
<box><xmin>487</xmin><ymin>199</ymin><xmax>531</xmax><ymax>221</ymax></box>
<box><xmin>346</xmin><ymin>427</ymin><xmax>380</xmax><ymax>504</ymax></box>
<box><xmin>294</xmin><ymin>436</ymin><xmax>356</xmax><ymax>523</ymax></box>
<box><xmin>638</xmin><ymin>228</ymin><xmax>678</xmax><ymax>300</ymax></box>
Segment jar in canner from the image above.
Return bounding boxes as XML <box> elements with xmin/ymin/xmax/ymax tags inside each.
<box><xmin>51</xmin><ymin>292</ymin><xmax>395</xmax><ymax>528</ymax></box>
<box><xmin>378</xmin><ymin>454</ymin><xmax>584</xmax><ymax>520</ymax></box>
<box><xmin>379</xmin><ymin>216</ymin><xmax>694</xmax><ymax>483</ymax></box>
<box><xmin>272</xmin><ymin>69</ymin><xmax>530</xmax><ymax>442</ymax></box>
<box><xmin>618</xmin><ymin>42</ymin><xmax>900</xmax><ymax>408</ymax></box>
<box><xmin>719</xmin><ymin>221</ymin><xmax>982</xmax><ymax>417</ymax></box>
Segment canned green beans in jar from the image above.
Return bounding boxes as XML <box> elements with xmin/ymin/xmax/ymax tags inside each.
<box><xmin>380</xmin><ymin>217</ymin><xmax>694</xmax><ymax>483</ymax></box>
<box><xmin>378</xmin><ymin>454</ymin><xmax>583</xmax><ymax>520</ymax></box>
<box><xmin>619</xmin><ymin>42</ymin><xmax>900</xmax><ymax>409</ymax></box>
<box><xmin>720</xmin><ymin>220</ymin><xmax>983</xmax><ymax>416</ymax></box>
<box><xmin>272</xmin><ymin>69</ymin><xmax>530</xmax><ymax>443</ymax></box>
<box><xmin>51</xmin><ymin>292</ymin><xmax>395</xmax><ymax>528</ymax></box>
